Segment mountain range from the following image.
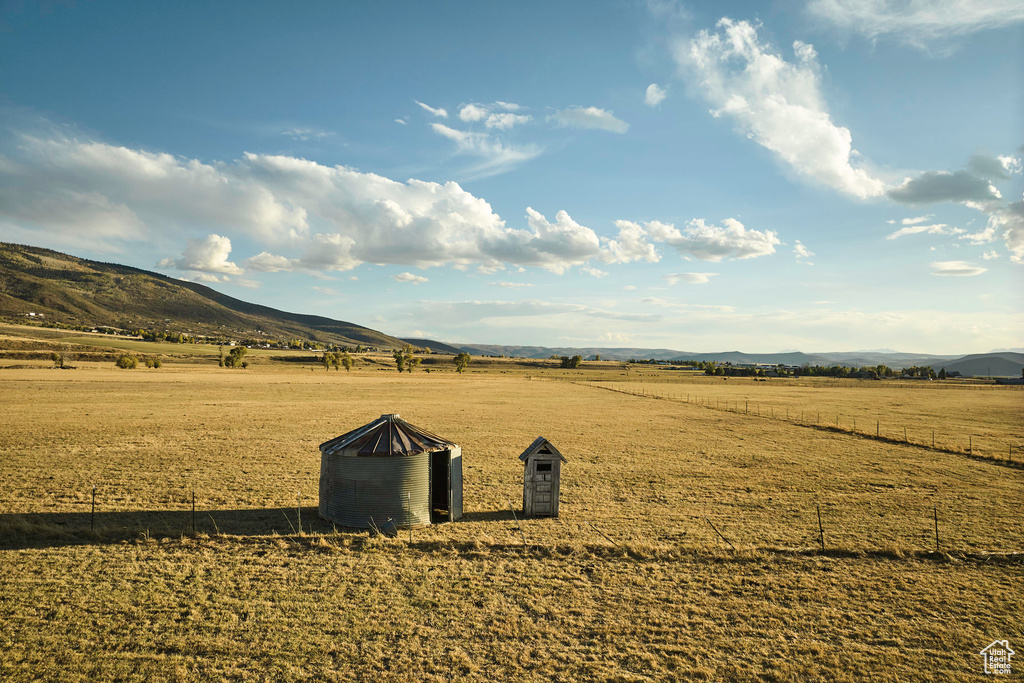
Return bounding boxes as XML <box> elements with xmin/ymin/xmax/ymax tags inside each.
<box><xmin>456</xmin><ymin>344</ymin><xmax>1024</xmax><ymax>376</ymax></box>
<box><xmin>1</xmin><ymin>242</ymin><xmax>1020</xmax><ymax>376</ymax></box>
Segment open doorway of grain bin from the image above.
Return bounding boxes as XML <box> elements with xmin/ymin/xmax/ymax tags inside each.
<box><xmin>430</xmin><ymin>448</ymin><xmax>463</xmax><ymax>523</ymax></box>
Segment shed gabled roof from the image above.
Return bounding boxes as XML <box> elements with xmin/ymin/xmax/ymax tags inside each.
<box><xmin>518</xmin><ymin>436</ymin><xmax>567</xmax><ymax>462</ymax></box>
<box><xmin>320</xmin><ymin>414</ymin><xmax>456</xmax><ymax>457</ymax></box>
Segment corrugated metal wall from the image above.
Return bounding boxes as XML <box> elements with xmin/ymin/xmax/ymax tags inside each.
<box><xmin>319</xmin><ymin>452</ymin><xmax>431</xmax><ymax>528</ymax></box>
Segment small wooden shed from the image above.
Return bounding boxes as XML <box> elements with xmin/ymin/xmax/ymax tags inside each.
<box><xmin>519</xmin><ymin>436</ymin><xmax>566</xmax><ymax>517</ymax></box>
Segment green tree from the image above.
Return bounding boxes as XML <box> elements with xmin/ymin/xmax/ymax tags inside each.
<box><xmin>340</xmin><ymin>353</ymin><xmax>353</xmax><ymax>372</ymax></box>
<box><xmin>115</xmin><ymin>354</ymin><xmax>138</xmax><ymax>369</ymax></box>
<box><xmin>393</xmin><ymin>350</ymin><xmax>407</xmax><ymax>372</ymax></box>
<box><xmin>407</xmin><ymin>357</ymin><xmax>422</xmax><ymax>372</ymax></box>
<box><xmin>569</xmin><ymin>355</ymin><xmax>582</xmax><ymax>369</ymax></box>
<box><xmin>223</xmin><ymin>347</ymin><xmax>248</xmax><ymax>368</ymax></box>
<box><xmin>454</xmin><ymin>352</ymin><xmax>471</xmax><ymax>374</ymax></box>
<box><xmin>50</xmin><ymin>352</ymin><xmax>64</xmax><ymax>369</ymax></box>
<box><xmin>938</xmin><ymin>367</ymin><xmax>947</xmax><ymax>380</ymax></box>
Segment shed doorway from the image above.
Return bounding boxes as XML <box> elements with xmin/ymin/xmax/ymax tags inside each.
<box><xmin>430</xmin><ymin>451</ymin><xmax>451</xmax><ymax>522</ymax></box>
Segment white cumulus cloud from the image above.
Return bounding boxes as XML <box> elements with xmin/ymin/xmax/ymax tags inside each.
<box><xmin>645</xmin><ymin>217</ymin><xmax>780</xmax><ymax>261</ymax></box>
<box><xmin>458</xmin><ymin>103</ymin><xmax>531</xmax><ymax>130</ymax></box>
<box><xmin>393</xmin><ymin>272</ymin><xmax>429</xmax><ymax>284</ymax></box>
<box><xmin>645</xmin><ymin>83</ymin><xmax>667</xmax><ymax>107</ymax></box>
<box><xmin>677</xmin><ymin>18</ymin><xmax>885</xmax><ymax>199</ymax></box>
<box><xmin>158</xmin><ymin>234</ymin><xmax>243</xmax><ymax>275</ymax></box>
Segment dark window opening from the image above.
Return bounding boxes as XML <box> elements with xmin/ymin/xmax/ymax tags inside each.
<box><xmin>536</xmin><ymin>462</ymin><xmax>552</xmax><ymax>472</ymax></box>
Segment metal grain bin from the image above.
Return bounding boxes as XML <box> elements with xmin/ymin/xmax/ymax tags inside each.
<box><xmin>318</xmin><ymin>414</ymin><xmax>462</xmax><ymax>529</ymax></box>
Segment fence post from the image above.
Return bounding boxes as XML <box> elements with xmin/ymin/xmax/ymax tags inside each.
<box><xmin>817</xmin><ymin>504</ymin><xmax>825</xmax><ymax>553</ymax></box>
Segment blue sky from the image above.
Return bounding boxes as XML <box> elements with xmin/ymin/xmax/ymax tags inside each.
<box><xmin>1</xmin><ymin>0</ymin><xmax>1022</xmax><ymax>353</ymax></box>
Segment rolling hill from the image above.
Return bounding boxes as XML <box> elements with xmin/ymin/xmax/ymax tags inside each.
<box><xmin>0</xmin><ymin>242</ymin><xmax>404</xmax><ymax>348</ymax></box>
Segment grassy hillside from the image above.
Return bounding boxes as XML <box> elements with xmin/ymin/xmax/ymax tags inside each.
<box><xmin>0</xmin><ymin>242</ymin><xmax>404</xmax><ymax>348</ymax></box>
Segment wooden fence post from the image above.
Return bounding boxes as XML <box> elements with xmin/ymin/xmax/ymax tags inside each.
<box><xmin>817</xmin><ymin>505</ymin><xmax>825</xmax><ymax>553</ymax></box>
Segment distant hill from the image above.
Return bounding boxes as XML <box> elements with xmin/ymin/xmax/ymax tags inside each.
<box><xmin>934</xmin><ymin>352</ymin><xmax>1024</xmax><ymax>378</ymax></box>
<box><xmin>454</xmin><ymin>343</ymin><xmax>1020</xmax><ymax>376</ymax></box>
<box><xmin>459</xmin><ymin>344</ymin><xmax>688</xmax><ymax>360</ymax></box>
<box><xmin>0</xmin><ymin>242</ymin><xmax>404</xmax><ymax>348</ymax></box>
<box><xmin>400</xmin><ymin>338</ymin><xmax>463</xmax><ymax>355</ymax></box>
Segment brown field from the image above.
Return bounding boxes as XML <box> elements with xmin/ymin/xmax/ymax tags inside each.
<box><xmin>1</xmin><ymin>354</ymin><xmax>1021</xmax><ymax>681</ymax></box>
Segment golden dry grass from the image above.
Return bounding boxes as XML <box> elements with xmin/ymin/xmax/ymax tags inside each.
<box><xmin>1</xmin><ymin>361</ymin><xmax>1021</xmax><ymax>681</ymax></box>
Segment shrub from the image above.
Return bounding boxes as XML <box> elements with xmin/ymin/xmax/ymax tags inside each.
<box><xmin>115</xmin><ymin>354</ymin><xmax>138</xmax><ymax>369</ymax></box>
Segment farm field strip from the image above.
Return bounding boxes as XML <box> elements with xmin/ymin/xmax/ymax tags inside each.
<box><xmin>578</xmin><ymin>378</ymin><xmax>1024</xmax><ymax>462</ymax></box>
<box><xmin>2</xmin><ymin>364</ymin><xmax>1021</xmax><ymax>681</ymax></box>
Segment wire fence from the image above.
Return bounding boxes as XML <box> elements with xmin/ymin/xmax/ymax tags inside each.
<box><xmin>569</xmin><ymin>379</ymin><xmax>1023</xmax><ymax>469</ymax></box>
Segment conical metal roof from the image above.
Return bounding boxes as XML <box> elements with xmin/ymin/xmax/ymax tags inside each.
<box><xmin>319</xmin><ymin>414</ymin><xmax>456</xmax><ymax>457</ymax></box>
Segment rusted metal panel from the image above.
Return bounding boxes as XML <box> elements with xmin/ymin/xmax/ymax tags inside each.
<box><xmin>318</xmin><ymin>452</ymin><xmax>431</xmax><ymax>529</ymax></box>
<box><xmin>320</xmin><ymin>414</ymin><xmax>455</xmax><ymax>457</ymax></box>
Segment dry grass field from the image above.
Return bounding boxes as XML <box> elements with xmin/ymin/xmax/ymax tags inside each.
<box><xmin>1</xmin><ymin>352</ymin><xmax>1021</xmax><ymax>681</ymax></box>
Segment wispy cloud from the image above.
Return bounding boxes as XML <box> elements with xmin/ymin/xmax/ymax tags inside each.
<box><xmin>807</xmin><ymin>0</ymin><xmax>1024</xmax><ymax>48</ymax></box>
<box><xmin>550</xmin><ymin>106</ymin><xmax>629</xmax><ymax>134</ymax></box>
<box><xmin>666</xmin><ymin>272</ymin><xmax>716</xmax><ymax>284</ymax></box>
<box><xmin>489</xmin><ymin>281</ymin><xmax>533</xmax><ymax>288</ymax></box>
<box><xmin>676</xmin><ymin>18</ymin><xmax>885</xmax><ymax>198</ymax></box>
<box><xmin>886</xmin><ymin>222</ymin><xmax>963</xmax><ymax>239</ymax></box>
<box><xmin>415</xmin><ymin>100</ymin><xmax>448</xmax><ymax>118</ymax></box>
<box><xmin>793</xmin><ymin>240</ymin><xmax>815</xmax><ymax>263</ymax></box>
<box><xmin>930</xmin><ymin>260</ymin><xmax>987</xmax><ymax>276</ymax></box>
<box><xmin>430</xmin><ymin>123</ymin><xmax>542</xmax><ymax>178</ymax></box>
<box><xmin>282</xmin><ymin>127</ymin><xmax>334</xmax><ymax>141</ymax></box>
